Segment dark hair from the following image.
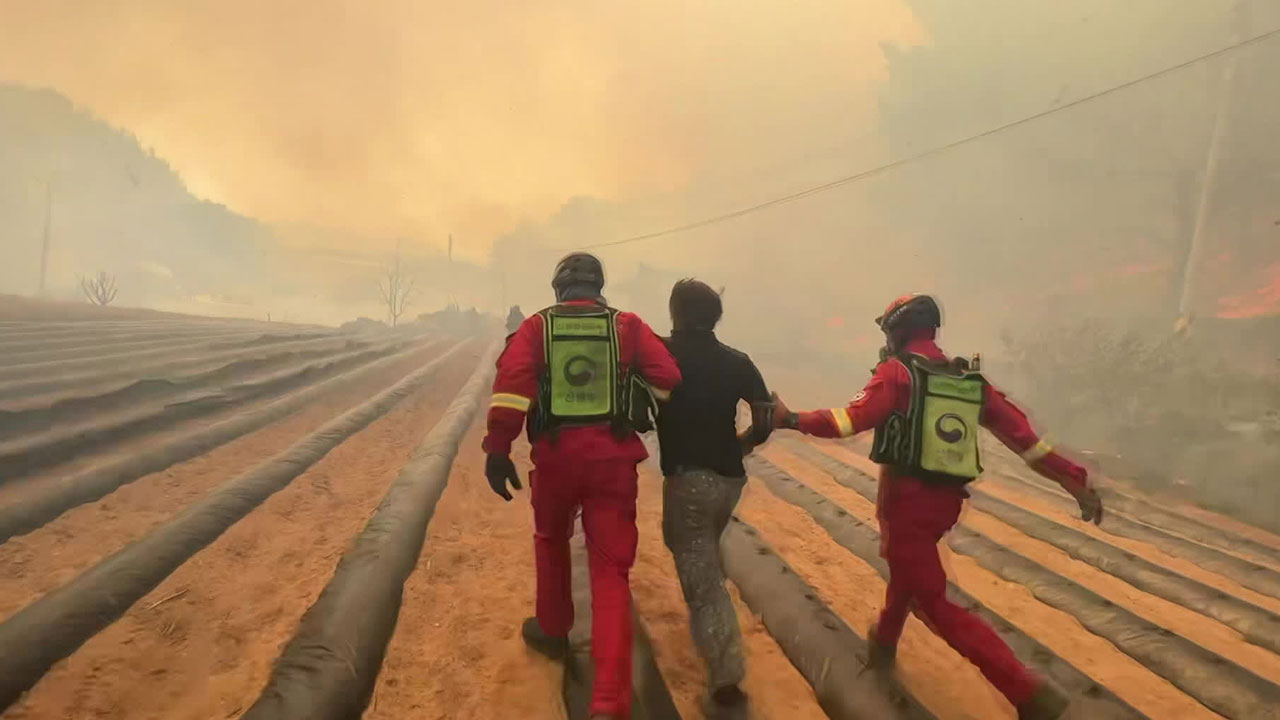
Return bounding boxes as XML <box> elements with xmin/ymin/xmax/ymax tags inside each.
<box><xmin>669</xmin><ymin>278</ymin><xmax>723</xmax><ymax>331</ymax></box>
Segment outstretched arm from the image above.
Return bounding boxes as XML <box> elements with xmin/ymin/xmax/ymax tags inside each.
<box><xmin>773</xmin><ymin>362</ymin><xmax>903</xmax><ymax>439</ymax></box>
<box><xmin>982</xmin><ymin>385</ymin><xmax>1103</xmax><ymax>524</ymax></box>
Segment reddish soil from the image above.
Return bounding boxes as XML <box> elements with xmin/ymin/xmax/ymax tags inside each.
<box><xmin>765</xmin><ymin>443</ymin><xmax>1224</xmax><ymax>720</ymax></box>
<box><xmin>366</xmin><ymin>437</ymin><xmax>565</xmax><ymax>720</ymax></box>
<box><xmin>0</xmin><ymin>343</ymin><xmax>455</xmax><ymax>621</ymax></box>
<box><xmin>759</xmin><ymin>447</ymin><xmax>1014</xmax><ymax>719</ymax></box>
<box><xmin>1173</xmin><ymin>503</ymin><xmax>1280</xmax><ymax>552</ymax></box>
<box><xmin>3</xmin><ymin>307</ymin><xmax>1279</xmax><ymax>720</ymax></box>
<box><xmin>0</xmin><ymin>343</ymin><xmax>480</xmax><ymax>720</ymax></box>
<box><xmin>979</xmin><ymin>478</ymin><xmax>1280</xmax><ymax>613</ymax></box>
<box><xmin>631</xmin><ymin>464</ymin><xmax>828</xmax><ymax>720</ymax></box>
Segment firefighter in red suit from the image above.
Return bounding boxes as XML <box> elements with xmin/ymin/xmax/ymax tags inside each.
<box><xmin>482</xmin><ymin>252</ymin><xmax>681</xmax><ymax>720</ymax></box>
<box><xmin>772</xmin><ymin>294</ymin><xmax>1102</xmax><ymax>720</ymax></box>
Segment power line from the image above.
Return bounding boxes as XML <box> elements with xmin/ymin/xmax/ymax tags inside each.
<box><xmin>582</xmin><ymin>24</ymin><xmax>1280</xmax><ymax>251</ymax></box>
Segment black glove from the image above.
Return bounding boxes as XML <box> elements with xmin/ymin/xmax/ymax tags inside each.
<box><xmin>485</xmin><ymin>453</ymin><xmax>523</xmax><ymax>501</ymax></box>
<box><xmin>1072</xmin><ymin>486</ymin><xmax>1104</xmax><ymax>525</ymax></box>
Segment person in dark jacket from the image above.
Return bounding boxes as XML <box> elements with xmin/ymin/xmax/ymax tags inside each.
<box><xmin>656</xmin><ymin>279</ymin><xmax>772</xmax><ymax>719</ymax></box>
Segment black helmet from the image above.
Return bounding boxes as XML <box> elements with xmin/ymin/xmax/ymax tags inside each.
<box><xmin>551</xmin><ymin>252</ymin><xmax>605</xmax><ymax>300</ymax></box>
<box><xmin>875</xmin><ymin>293</ymin><xmax>942</xmax><ymax>333</ymax></box>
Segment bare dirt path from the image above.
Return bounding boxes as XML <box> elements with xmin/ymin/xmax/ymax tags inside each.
<box><xmin>366</xmin><ymin>436</ymin><xmax>564</xmax><ymax>720</ymax></box>
<box><xmin>0</xmin><ymin>345</ymin><xmax>479</xmax><ymax>720</ymax></box>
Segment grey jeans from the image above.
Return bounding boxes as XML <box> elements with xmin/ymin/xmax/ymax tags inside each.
<box><xmin>663</xmin><ymin>467</ymin><xmax>747</xmax><ymax>689</ymax></box>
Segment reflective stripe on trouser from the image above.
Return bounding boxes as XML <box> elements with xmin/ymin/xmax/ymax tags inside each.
<box><xmin>876</xmin><ymin>477</ymin><xmax>1040</xmax><ymax>707</ymax></box>
<box><xmin>531</xmin><ymin>454</ymin><xmax>639</xmax><ymax>719</ymax></box>
<box><xmin>662</xmin><ymin>468</ymin><xmax>747</xmax><ymax>689</ymax></box>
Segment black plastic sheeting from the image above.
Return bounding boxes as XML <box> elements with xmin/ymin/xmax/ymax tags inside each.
<box><xmin>966</xmin><ymin>490</ymin><xmax>1280</xmax><ymax>655</ymax></box>
<box><xmin>561</xmin><ymin>523</ymin><xmax>683</xmax><ymax>720</ymax></box>
<box><xmin>0</xmin><ymin>340</ymin><xmax>368</xmax><ymax>434</ymax></box>
<box><xmin>782</xmin><ymin>443</ymin><xmax>1280</xmax><ymax>720</ymax></box>
<box><xmin>992</xmin><ymin>471</ymin><xmax>1280</xmax><ymax>595</ymax></box>
<box><xmin>948</xmin><ymin>528</ymin><xmax>1280</xmax><ymax>720</ymax></box>
<box><xmin>791</xmin><ymin>444</ymin><xmax>1280</xmax><ymax>645</ymax></box>
<box><xmin>242</xmin><ymin>341</ymin><xmax>496</xmax><ymax>720</ymax></box>
<box><xmin>0</xmin><ymin>327</ymin><xmax>275</xmax><ymax>367</ymax></box>
<box><xmin>0</xmin><ymin>324</ymin><xmax>257</xmax><ymax>354</ymax></box>
<box><xmin>746</xmin><ymin>455</ymin><xmax>1143</xmax><ymax>720</ymax></box>
<box><xmin>986</xmin><ymin>450</ymin><xmax>1280</xmax><ymax>569</ymax></box>
<box><xmin>722</xmin><ymin>516</ymin><xmax>933</xmax><ymax>720</ymax></box>
<box><xmin>0</xmin><ymin>318</ymin><xmax>272</xmax><ymax>343</ymax></box>
<box><xmin>0</xmin><ymin>334</ymin><xmax>349</xmax><ymax>403</ymax></box>
<box><xmin>0</xmin><ymin>339</ymin><xmax>417</xmax><ymax>479</ymax></box>
<box><xmin>0</xmin><ymin>331</ymin><xmax>327</xmax><ymax>382</ymax></box>
<box><xmin>0</xmin><ymin>339</ymin><xmax>470</xmax><ymax>711</ymax></box>
<box><xmin>789</xmin><ymin>443</ymin><xmax>1280</xmax><ymax>657</ymax></box>
<box><xmin>0</xmin><ymin>339</ymin><xmax>440</xmax><ymax>544</ymax></box>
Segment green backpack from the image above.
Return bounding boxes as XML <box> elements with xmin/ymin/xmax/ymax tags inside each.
<box><xmin>870</xmin><ymin>354</ymin><xmax>986</xmax><ymax>481</ymax></box>
<box><xmin>527</xmin><ymin>304</ymin><xmax>657</xmax><ymax>439</ymax></box>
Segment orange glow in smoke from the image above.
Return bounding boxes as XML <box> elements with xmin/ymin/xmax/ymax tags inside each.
<box><xmin>1217</xmin><ymin>263</ymin><xmax>1280</xmax><ymax>319</ymax></box>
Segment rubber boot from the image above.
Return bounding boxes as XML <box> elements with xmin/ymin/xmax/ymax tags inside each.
<box><xmin>1017</xmin><ymin>680</ymin><xmax>1070</xmax><ymax>720</ymax></box>
<box><xmin>865</xmin><ymin>622</ymin><xmax>897</xmax><ymax>672</ymax></box>
<box><xmin>521</xmin><ymin>617</ymin><xmax>569</xmax><ymax>660</ymax></box>
<box><xmin>703</xmin><ymin>684</ymin><xmax>748</xmax><ymax>720</ymax></box>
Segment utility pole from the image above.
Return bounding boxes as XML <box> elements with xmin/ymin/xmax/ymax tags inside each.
<box><xmin>38</xmin><ymin>181</ymin><xmax>52</xmax><ymax>298</ymax></box>
<box><xmin>1175</xmin><ymin>1</ymin><xmax>1249</xmax><ymax>334</ymax></box>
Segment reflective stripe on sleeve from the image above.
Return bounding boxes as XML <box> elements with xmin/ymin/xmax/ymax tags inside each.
<box><xmin>829</xmin><ymin>408</ymin><xmax>855</xmax><ymax>438</ymax></box>
<box><xmin>1021</xmin><ymin>439</ymin><xmax>1053</xmax><ymax>464</ymax></box>
<box><xmin>490</xmin><ymin>392</ymin><xmax>531</xmax><ymax>412</ymax></box>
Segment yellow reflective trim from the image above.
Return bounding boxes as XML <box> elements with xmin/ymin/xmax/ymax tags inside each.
<box><xmin>490</xmin><ymin>393</ymin><xmax>531</xmax><ymax>412</ymax></box>
<box><xmin>1021</xmin><ymin>439</ymin><xmax>1053</xmax><ymax>464</ymax></box>
<box><xmin>829</xmin><ymin>408</ymin><xmax>855</xmax><ymax>438</ymax></box>
<box><xmin>651</xmin><ymin>386</ymin><xmax>672</xmax><ymax>402</ymax></box>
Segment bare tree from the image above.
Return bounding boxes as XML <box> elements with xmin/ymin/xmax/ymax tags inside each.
<box><xmin>377</xmin><ymin>251</ymin><xmax>415</xmax><ymax>327</ymax></box>
<box><xmin>79</xmin><ymin>271</ymin><xmax>119</xmax><ymax>306</ymax></box>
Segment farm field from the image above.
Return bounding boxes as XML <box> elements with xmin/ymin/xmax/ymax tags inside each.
<box><xmin>2</xmin><ymin>308</ymin><xmax>1279</xmax><ymax>720</ymax></box>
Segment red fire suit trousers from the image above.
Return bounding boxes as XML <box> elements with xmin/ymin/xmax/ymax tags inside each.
<box><xmin>876</xmin><ymin>476</ymin><xmax>1040</xmax><ymax>707</ymax></box>
<box><xmin>531</xmin><ymin>452</ymin><xmax>639</xmax><ymax>719</ymax></box>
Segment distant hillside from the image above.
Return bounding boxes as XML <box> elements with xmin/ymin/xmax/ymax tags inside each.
<box><xmin>0</xmin><ymin>84</ymin><xmax>269</xmax><ymax>308</ymax></box>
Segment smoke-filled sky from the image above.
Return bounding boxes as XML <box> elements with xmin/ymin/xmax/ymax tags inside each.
<box><xmin>1</xmin><ymin>0</ymin><xmax>1276</xmax><ymax>348</ymax></box>
<box><xmin>0</xmin><ymin>0</ymin><xmax>924</xmax><ymax>259</ymax></box>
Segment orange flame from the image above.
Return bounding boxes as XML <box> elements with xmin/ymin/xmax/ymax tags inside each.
<box><xmin>1216</xmin><ymin>262</ymin><xmax>1280</xmax><ymax>319</ymax></box>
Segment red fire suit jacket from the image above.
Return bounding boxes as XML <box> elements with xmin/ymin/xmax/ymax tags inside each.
<box><xmin>796</xmin><ymin>335</ymin><xmax>1089</xmax><ymax>496</ymax></box>
<box><xmin>482</xmin><ymin>300</ymin><xmax>681</xmax><ymax>464</ymax></box>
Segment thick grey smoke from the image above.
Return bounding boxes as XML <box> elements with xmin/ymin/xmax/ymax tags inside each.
<box><xmin>1</xmin><ymin>0</ymin><xmax>1277</xmax><ymax>523</ymax></box>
